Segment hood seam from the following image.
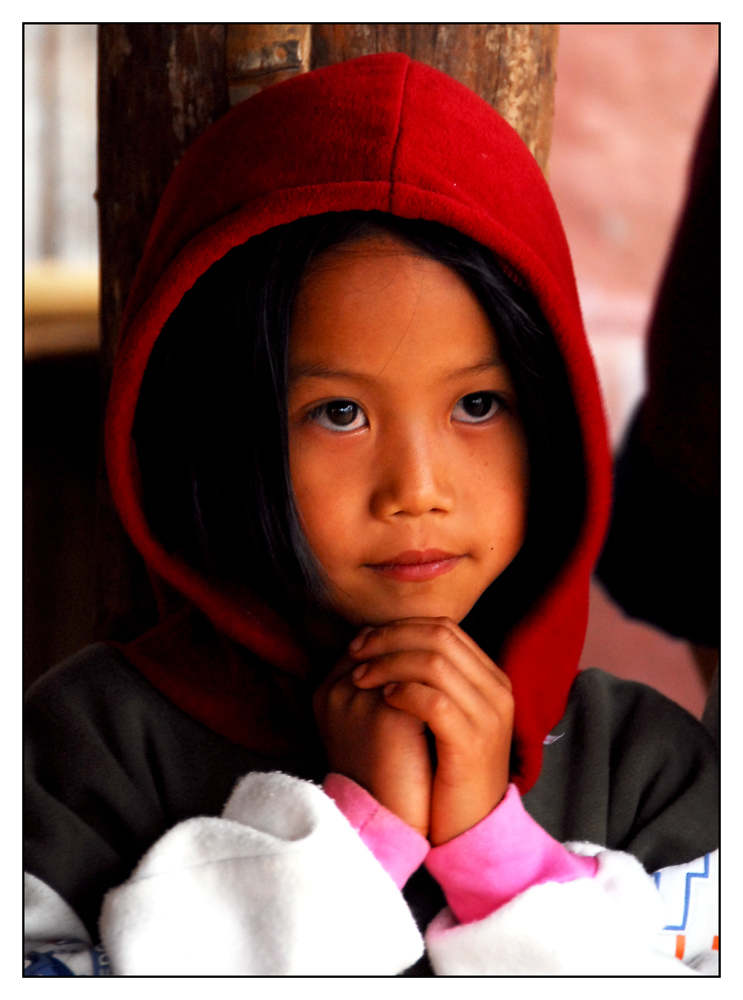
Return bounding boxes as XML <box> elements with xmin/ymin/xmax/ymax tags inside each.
<box><xmin>387</xmin><ymin>56</ymin><xmax>412</xmax><ymax>210</ymax></box>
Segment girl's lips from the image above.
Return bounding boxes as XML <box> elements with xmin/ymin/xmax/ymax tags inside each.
<box><xmin>366</xmin><ymin>550</ymin><xmax>463</xmax><ymax>582</ymax></box>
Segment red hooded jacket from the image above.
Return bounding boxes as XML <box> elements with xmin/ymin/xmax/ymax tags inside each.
<box><xmin>104</xmin><ymin>53</ymin><xmax>612</xmax><ymax>793</ymax></box>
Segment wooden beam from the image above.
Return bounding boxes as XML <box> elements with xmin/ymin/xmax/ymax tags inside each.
<box><xmin>226</xmin><ymin>24</ymin><xmax>311</xmax><ymax>104</ymax></box>
<box><xmin>96</xmin><ymin>24</ymin><xmax>229</xmax><ymax>642</ymax></box>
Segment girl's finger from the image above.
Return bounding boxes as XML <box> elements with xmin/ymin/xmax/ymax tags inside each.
<box><xmin>351</xmin><ymin>617</ymin><xmax>502</xmax><ymax>678</ymax></box>
<box><xmin>384</xmin><ymin>617</ymin><xmax>501</xmax><ymax>676</ymax></box>
<box><xmin>349</xmin><ymin>619</ymin><xmax>511</xmax><ymax>696</ymax></box>
<box><xmin>314</xmin><ymin>636</ymin><xmax>375</xmax><ymax>703</ymax></box>
<box><xmin>380</xmin><ymin>679</ymin><xmax>472</xmax><ymax>749</ymax></box>
<box><xmin>313</xmin><ymin>648</ymin><xmax>374</xmax><ymax>720</ymax></box>
<box><xmin>352</xmin><ymin>648</ymin><xmax>506</xmax><ymax>725</ymax></box>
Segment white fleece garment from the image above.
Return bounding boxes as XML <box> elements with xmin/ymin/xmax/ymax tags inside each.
<box><xmin>425</xmin><ymin>843</ymin><xmax>703</xmax><ymax>975</ymax></box>
<box><xmin>24</xmin><ymin>872</ymin><xmax>113</xmax><ymax>976</ymax></box>
<box><xmin>99</xmin><ymin>771</ymin><xmax>424</xmax><ymax>975</ymax></box>
<box><xmin>33</xmin><ymin>773</ymin><xmax>718</xmax><ymax>976</ymax></box>
<box><xmin>25</xmin><ymin>871</ymin><xmax>91</xmax><ymax>949</ymax></box>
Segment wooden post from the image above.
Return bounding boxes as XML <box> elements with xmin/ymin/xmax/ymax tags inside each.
<box><xmin>96</xmin><ymin>24</ymin><xmax>229</xmax><ymax>640</ymax></box>
<box><xmin>226</xmin><ymin>24</ymin><xmax>311</xmax><ymax>104</ymax></box>
<box><xmin>95</xmin><ymin>23</ymin><xmax>558</xmax><ymax>638</ymax></box>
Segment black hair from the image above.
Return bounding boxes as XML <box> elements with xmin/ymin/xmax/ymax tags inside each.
<box><xmin>133</xmin><ymin>211</ymin><xmax>584</xmax><ymax>654</ymax></box>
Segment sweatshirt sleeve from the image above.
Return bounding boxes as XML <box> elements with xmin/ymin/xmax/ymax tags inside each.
<box><xmin>425</xmin><ymin>784</ymin><xmax>597</xmax><ymax>922</ymax></box>
<box><xmin>421</xmin><ymin>786</ymin><xmax>719</xmax><ymax>975</ymax></box>
<box><xmin>97</xmin><ymin>771</ymin><xmax>424</xmax><ymax>975</ymax></box>
<box><xmin>322</xmin><ymin>772</ymin><xmax>429</xmax><ymax>889</ymax></box>
<box><xmin>24</xmin><ymin>872</ymin><xmax>112</xmax><ymax>976</ymax></box>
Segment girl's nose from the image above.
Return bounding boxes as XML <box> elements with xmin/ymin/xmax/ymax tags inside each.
<box><xmin>369</xmin><ymin>431</ymin><xmax>454</xmax><ymax>519</ymax></box>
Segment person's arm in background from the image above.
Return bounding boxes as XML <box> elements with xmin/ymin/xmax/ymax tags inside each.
<box><xmin>596</xmin><ymin>76</ymin><xmax>720</xmax><ymax>749</ymax></box>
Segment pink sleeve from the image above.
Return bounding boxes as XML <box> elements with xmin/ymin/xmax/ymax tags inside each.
<box><xmin>322</xmin><ymin>773</ymin><xmax>429</xmax><ymax>889</ymax></box>
<box><xmin>424</xmin><ymin>784</ymin><xmax>598</xmax><ymax>924</ymax></box>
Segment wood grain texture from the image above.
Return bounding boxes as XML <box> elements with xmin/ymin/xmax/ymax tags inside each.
<box><xmin>98</xmin><ymin>24</ymin><xmax>228</xmax><ymax>368</ymax></box>
<box><xmin>96</xmin><ymin>24</ymin><xmax>229</xmax><ymax>641</ymax></box>
<box><xmin>226</xmin><ymin>24</ymin><xmax>311</xmax><ymax>103</ymax></box>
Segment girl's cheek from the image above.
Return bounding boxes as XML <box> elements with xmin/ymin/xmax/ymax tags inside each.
<box><xmin>290</xmin><ymin>431</ymin><xmax>348</xmax><ymax>523</ymax></box>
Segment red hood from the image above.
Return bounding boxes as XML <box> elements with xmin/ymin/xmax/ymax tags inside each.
<box><xmin>105</xmin><ymin>53</ymin><xmax>611</xmax><ymax>791</ymax></box>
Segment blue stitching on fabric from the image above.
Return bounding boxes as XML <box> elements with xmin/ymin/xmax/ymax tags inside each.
<box><xmin>655</xmin><ymin>853</ymin><xmax>710</xmax><ymax>931</ymax></box>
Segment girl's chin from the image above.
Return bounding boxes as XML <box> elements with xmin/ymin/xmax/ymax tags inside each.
<box><xmin>332</xmin><ymin>595</ymin><xmax>473</xmax><ymax>628</ymax></box>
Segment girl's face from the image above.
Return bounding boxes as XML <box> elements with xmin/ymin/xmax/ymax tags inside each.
<box><xmin>288</xmin><ymin>236</ymin><xmax>529</xmax><ymax>627</ymax></box>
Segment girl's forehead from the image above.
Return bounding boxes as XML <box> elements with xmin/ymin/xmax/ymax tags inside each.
<box><xmin>289</xmin><ymin>238</ymin><xmax>504</xmax><ymax>377</ymax></box>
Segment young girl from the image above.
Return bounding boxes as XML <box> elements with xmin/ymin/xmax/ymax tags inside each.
<box><xmin>24</xmin><ymin>54</ymin><xmax>718</xmax><ymax>976</ymax></box>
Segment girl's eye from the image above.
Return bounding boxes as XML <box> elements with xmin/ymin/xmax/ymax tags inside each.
<box><xmin>309</xmin><ymin>399</ymin><xmax>369</xmax><ymax>432</ymax></box>
<box><xmin>452</xmin><ymin>392</ymin><xmax>503</xmax><ymax>424</ymax></box>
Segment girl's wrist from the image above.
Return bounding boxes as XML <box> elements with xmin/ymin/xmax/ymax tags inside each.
<box><xmin>430</xmin><ymin>788</ymin><xmax>509</xmax><ymax>847</ymax></box>
<box><xmin>323</xmin><ymin>773</ymin><xmax>430</xmax><ymax>889</ymax></box>
<box><xmin>425</xmin><ymin>784</ymin><xmax>598</xmax><ymax>924</ymax></box>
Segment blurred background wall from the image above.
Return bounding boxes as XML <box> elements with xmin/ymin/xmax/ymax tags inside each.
<box><xmin>549</xmin><ymin>24</ymin><xmax>719</xmax><ymax>717</ymax></box>
<box><xmin>24</xmin><ymin>24</ymin><xmax>99</xmax><ymax>689</ymax></box>
<box><xmin>23</xmin><ymin>23</ymin><xmax>719</xmax><ymax>713</ymax></box>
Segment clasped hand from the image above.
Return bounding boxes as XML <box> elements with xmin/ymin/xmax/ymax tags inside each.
<box><xmin>312</xmin><ymin>618</ymin><xmax>514</xmax><ymax>846</ymax></box>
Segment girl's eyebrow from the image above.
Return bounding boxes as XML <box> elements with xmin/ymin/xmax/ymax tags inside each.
<box><xmin>289</xmin><ymin>356</ymin><xmax>504</xmax><ymax>385</ymax></box>
<box><xmin>443</xmin><ymin>357</ymin><xmax>505</xmax><ymax>380</ymax></box>
<box><xmin>288</xmin><ymin>363</ymin><xmax>376</xmax><ymax>384</ymax></box>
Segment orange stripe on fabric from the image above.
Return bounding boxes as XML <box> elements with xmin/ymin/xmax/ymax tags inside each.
<box><xmin>712</xmin><ymin>935</ymin><xmax>719</xmax><ymax>951</ymax></box>
<box><xmin>675</xmin><ymin>935</ymin><xmax>685</xmax><ymax>960</ymax></box>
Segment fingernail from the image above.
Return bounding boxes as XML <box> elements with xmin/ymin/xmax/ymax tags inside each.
<box><xmin>349</xmin><ymin>627</ymin><xmax>373</xmax><ymax>653</ymax></box>
<box><xmin>352</xmin><ymin>664</ymin><xmax>368</xmax><ymax>681</ymax></box>
<box><xmin>383</xmin><ymin>683</ymin><xmax>397</xmax><ymax>697</ymax></box>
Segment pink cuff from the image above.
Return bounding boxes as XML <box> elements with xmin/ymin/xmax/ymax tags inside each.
<box><xmin>425</xmin><ymin>783</ymin><xmax>599</xmax><ymax>924</ymax></box>
<box><xmin>322</xmin><ymin>773</ymin><xmax>429</xmax><ymax>889</ymax></box>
